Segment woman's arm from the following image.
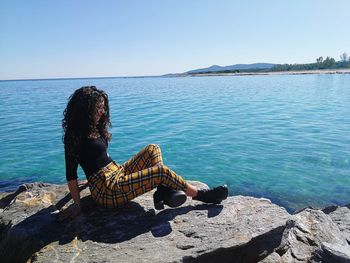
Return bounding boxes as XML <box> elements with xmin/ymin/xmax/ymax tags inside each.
<box><xmin>58</xmin><ymin>147</ymin><xmax>82</xmax><ymax>220</ymax></box>
<box><xmin>57</xmin><ymin>179</ymin><xmax>81</xmax><ymax>221</ymax></box>
<box><xmin>68</xmin><ymin>179</ymin><xmax>81</xmax><ymax>207</ymax></box>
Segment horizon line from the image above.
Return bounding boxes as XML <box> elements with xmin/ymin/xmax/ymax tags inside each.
<box><xmin>2</xmin><ymin>57</ymin><xmax>345</xmax><ymax>81</ymax></box>
<box><xmin>0</xmin><ymin>74</ymin><xmax>165</xmax><ymax>82</ymax></box>
<box><xmin>0</xmin><ymin>61</ymin><xmax>277</xmax><ymax>81</ymax></box>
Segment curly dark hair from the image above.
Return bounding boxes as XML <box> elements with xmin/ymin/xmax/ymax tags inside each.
<box><xmin>62</xmin><ymin>86</ymin><xmax>112</xmax><ymax>159</ymax></box>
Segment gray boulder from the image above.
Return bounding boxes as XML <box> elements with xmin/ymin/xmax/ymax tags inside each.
<box><xmin>276</xmin><ymin>208</ymin><xmax>350</xmax><ymax>262</ymax></box>
<box><xmin>323</xmin><ymin>205</ymin><xmax>350</xmax><ymax>244</ymax></box>
<box><xmin>0</xmin><ymin>181</ymin><xmax>291</xmax><ymax>263</ymax></box>
<box><xmin>316</xmin><ymin>242</ymin><xmax>350</xmax><ymax>263</ymax></box>
<box><xmin>1</xmin><ymin>182</ymin><xmax>349</xmax><ymax>263</ymax></box>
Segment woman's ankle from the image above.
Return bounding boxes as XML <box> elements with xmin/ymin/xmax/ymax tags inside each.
<box><xmin>185</xmin><ymin>183</ymin><xmax>198</xmax><ymax>197</ymax></box>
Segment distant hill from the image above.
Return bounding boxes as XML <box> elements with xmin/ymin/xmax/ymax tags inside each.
<box><xmin>187</xmin><ymin>63</ymin><xmax>275</xmax><ymax>74</ymax></box>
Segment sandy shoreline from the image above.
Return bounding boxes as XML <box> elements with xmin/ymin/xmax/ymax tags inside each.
<box><xmin>180</xmin><ymin>68</ymin><xmax>350</xmax><ymax>77</ymax></box>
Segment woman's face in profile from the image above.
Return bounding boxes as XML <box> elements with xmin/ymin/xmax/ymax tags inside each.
<box><xmin>94</xmin><ymin>99</ymin><xmax>106</xmax><ymax>124</ymax></box>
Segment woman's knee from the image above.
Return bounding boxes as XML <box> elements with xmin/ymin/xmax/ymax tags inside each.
<box><xmin>146</xmin><ymin>143</ymin><xmax>160</xmax><ymax>151</ymax></box>
<box><xmin>146</xmin><ymin>144</ymin><xmax>161</xmax><ymax>155</ymax></box>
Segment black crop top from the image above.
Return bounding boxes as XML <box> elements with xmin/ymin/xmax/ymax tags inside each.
<box><xmin>65</xmin><ymin>137</ymin><xmax>113</xmax><ymax>181</ymax></box>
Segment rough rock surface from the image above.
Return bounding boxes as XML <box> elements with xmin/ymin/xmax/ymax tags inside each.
<box><xmin>0</xmin><ymin>182</ymin><xmax>349</xmax><ymax>263</ymax></box>
<box><xmin>276</xmin><ymin>208</ymin><xmax>350</xmax><ymax>263</ymax></box>
<box><xmin>323</xmin><ymin>204</ymin><xmax>350</xmax><ymax>244</ymax></box>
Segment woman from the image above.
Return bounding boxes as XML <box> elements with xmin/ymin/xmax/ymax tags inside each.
<box><xmin>59</xmin><ymin>86</ymin><xmax>228</xmax><ymax>220</ymax></box>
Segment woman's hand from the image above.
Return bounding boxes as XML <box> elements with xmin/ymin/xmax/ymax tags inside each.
<box><xmin>78</xmin><ymin>179</ymin><xmax>88</xmax><ymax>186</ymax></box>
<box><xmin>57</xmin><ymin>203</ymin><xmax>81</xmax><ymax>222</ymax></box>
<box><xmin>57</xmin><ymin>179</ymin><xmax>82</xmax><ymax>222</ymax></box>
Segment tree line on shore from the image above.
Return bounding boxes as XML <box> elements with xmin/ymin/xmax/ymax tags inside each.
<box><xmin>193</xmin><ymin>52</ymin><xmax>350</xmax><ymax>74</ymax></box>
<box><xmin>271</xmin><ymin>52</ymin><xmax>350</xmax><ymax>72</ymax></box>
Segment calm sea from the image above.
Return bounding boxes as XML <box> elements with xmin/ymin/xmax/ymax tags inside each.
<box><xmin>0</xmin><ymin>75</ymin><xmax>349</xmax><ymax>212</ymax></box>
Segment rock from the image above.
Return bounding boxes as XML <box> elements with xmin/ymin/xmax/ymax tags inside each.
<box><xmin>0</xmin><ymin>181</ymin><xmax>291</xmax><ymax>263</ymax></box>
<box><xmin>1</xmin><ymin>182</ymin><xmax>349</xmax><ymax>263</ymax></box>
<box><xmin>258</xmin><ymin>252</ymin><xmax>283</xmax><ymax>263</ymax></box>
<box><xmin>276</xmin><ymin>208</ymin><xmax>350</xmax><ymax>262</ymax></box>
<box><xmin>323</xmin><ymin>205</ymin><xmax>350</xmax><ymax>244</ymax></box>
<box><xmin>318</xmin><ymin>242</ymin><xmax>350</xmax><ymax>263</ymax></box>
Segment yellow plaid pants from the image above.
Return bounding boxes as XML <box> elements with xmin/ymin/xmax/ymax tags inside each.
<box><xmin>88</xmin><ymin>144</ymin><xmax>188</xmax><ymax>208</ymax></box>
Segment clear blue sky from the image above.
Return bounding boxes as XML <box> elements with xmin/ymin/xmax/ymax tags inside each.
<box><xmin>0</xmin><ymin>0</ymin><xmax>349</xmax><ymax>79</ymax></box>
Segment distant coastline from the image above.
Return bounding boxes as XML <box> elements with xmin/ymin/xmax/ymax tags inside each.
<box><xmin>164</xmin><ymin>53</ymin><xmax>350</xmax><ymax>78</ymax></box>
<box><xmin>2</xmin><ymin>53</ymin><xmax>350</xmax><ymax>81</ymax></box>
<box><xmin>165</xmin><ymin>68</ymin><xmax>350</xmax><ymax>78</ymax></box>
<box><xmin>2</xmin><ymin>69</ymin><xmax>350</xmax><ymax>82</ymax></box>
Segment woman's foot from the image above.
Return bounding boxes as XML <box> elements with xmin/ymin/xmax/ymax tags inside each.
<box><xmin>153</xmin><ymin>185</ymin><xmax>187</xmax><ymax>210</ymax></box>
<box><xmin>192</xmin><ymin>184</ymin><xmax>228</xmax><ymax>204</ymax></box>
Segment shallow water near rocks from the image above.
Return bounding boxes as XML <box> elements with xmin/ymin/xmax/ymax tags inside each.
<box><xmin>0</xmin><ymin>74</ymin><xmax>349</xmax><ymax>212</ymax></box>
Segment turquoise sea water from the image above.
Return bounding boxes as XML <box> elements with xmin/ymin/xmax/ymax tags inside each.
<box><xmin>0</xmin><ymin>75</ymin><xmax>349</xmax><ymax>212</ymax></box>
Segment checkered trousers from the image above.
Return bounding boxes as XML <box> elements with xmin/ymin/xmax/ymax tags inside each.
<box><xmin>88</xmin><ymin>144</ymin><xmax>188</xmax><ymax>209</ymax></box>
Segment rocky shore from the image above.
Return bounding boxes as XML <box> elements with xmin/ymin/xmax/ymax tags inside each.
<box><xmin>0</xmin><ymin>181</ymin><xmax>349</xmax><ymax>263</ymax></box>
